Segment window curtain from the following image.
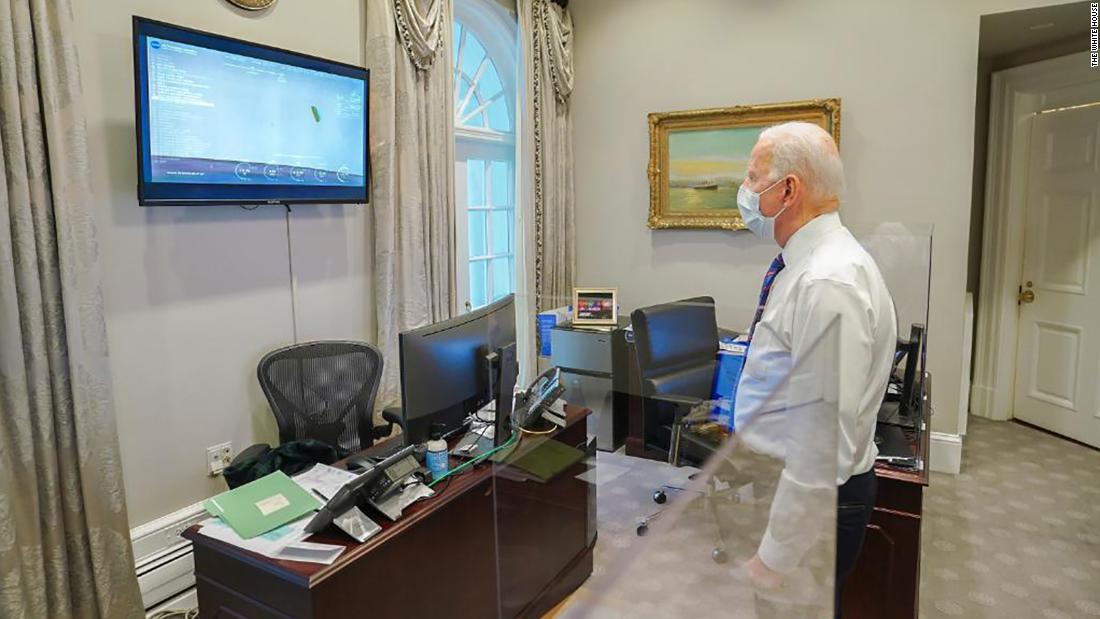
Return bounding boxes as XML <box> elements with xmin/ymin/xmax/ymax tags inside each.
<box><xmin>0</xmin><ymin>1</ymin><xmax>144</xmax><ymax>617</ymax></box>
<box><xmin>517</xmin><ymin>0</ymin><xmax>574</xmax><ymax>376</ymax></box>
<box><xmin>366</xmin><ymin>0</ymin><xmax>457</xmax><ymax>409</ymax></box>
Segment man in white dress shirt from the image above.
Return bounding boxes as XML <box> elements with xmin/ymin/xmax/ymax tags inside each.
<box><xmin>732</xmin><ymin>122</ymin><xmax>897</xmax><ymax>616</ymax></box>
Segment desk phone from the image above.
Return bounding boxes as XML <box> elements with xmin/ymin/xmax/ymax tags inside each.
<box><xmin>364</xmin><ymin>452</ymin><xmax>419</xmax><ymax>502</ymax></box>
<box><xmin>305</xmin><ymin>444</ymin><xmax>419</xmax><ymax>534</ymax></box>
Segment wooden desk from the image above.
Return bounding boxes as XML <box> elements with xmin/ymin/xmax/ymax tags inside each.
<box><xmin>185</xmin><ymin>406</ymin><xmax>595</xmax><ymax>619</ymax></box>
<box><xmin>843</xmin><ymin>376</ymin><xmax>931</xmax><ymax>619</ymax></box>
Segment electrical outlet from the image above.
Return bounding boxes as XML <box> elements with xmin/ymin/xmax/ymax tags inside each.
<box><xmin>207</xmin><ymin>442</ymin><xmax>233</xmax><ymax>476</ymax></box>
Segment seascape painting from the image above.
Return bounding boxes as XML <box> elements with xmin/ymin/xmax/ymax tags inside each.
<box><xmin>666</xmin><ymin>126</ymin><xmax>763</xmax><ymax>213</ymax></box>
<box><xmin>647</xmin><ymin>99</ymin><xmax>841</xmax><ymax>230</ymax></box>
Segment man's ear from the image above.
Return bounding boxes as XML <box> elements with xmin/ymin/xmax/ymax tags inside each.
<box><xmin>782</xmin><ymin>176</ymin><xmax>798</xmax><ymax>205</ymax></box>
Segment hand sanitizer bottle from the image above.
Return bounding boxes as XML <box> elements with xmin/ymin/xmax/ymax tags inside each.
<box><xmin>426</xmin><ymin>423</ymin><xmax>449</xmax><ymax>481</ymax></box>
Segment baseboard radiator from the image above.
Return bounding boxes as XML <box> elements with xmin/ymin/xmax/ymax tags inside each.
<box><xmin>131</xmin><ymin>503</ymin><xmax>207</xmax><ymax>611</ymax></box>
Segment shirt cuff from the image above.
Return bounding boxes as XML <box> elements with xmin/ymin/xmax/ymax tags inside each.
<box><xmin>757</xmin><ymin>528</ymin><xmax>802</xmax><ymax>575</ymax></box>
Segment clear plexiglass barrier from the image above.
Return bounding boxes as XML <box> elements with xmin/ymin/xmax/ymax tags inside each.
<box><xmin>853</xmin><ymin>222</ymin><xmax>933</xmax><ymax>461</ymax></box>
<box><xmin>427</xmin><ymin>219</ymin><xmax>935</xmax><ymax>617</ymax></box>
<box><xmin>490</xmin><ymin>292</ymin><xmax>847</xmax><ymax>618</ymax></box>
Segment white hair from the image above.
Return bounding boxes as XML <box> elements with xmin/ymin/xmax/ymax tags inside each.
<box><xmin>758</xmin><ymin>121</ymin><xmax>845</xmax><ymax>201</ymax></box>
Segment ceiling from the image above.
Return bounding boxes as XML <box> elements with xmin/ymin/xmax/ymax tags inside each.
<box><xmin>979</xmin><ymin>1</ymin><xmax>1091</xmax><ymax>58</ymax></box>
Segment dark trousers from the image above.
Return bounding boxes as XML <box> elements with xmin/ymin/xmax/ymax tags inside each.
<box><xmin>835</xmin><ymin>468</ymin><xmax>878</xmax><ymax>618</ymax></box>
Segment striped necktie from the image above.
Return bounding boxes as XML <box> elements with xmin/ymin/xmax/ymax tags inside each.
<box><xmin>747</xmin><ymin>254</ymin><xmax>785</xmax><ymax>342</ymax></box>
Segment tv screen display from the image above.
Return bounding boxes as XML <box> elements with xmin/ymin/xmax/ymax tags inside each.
<box><xmin>133</xmin><ymin>17</ymin><xmax>369</xmax><ymax>205</ymax></box>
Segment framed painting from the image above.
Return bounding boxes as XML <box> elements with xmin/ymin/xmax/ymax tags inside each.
<box><xmin>647</xmin><ymin>98</ymin><xmax>841</xmax><ymax>230</ymax></box>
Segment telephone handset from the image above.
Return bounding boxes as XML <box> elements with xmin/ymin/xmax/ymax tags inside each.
<box><xmin>304</xmin><ymin>445</ymin><xmax>418</xmax><ymax>534</ymax></box>
<box><xmin>513</xmin><ymin>366</ymin><xmax>566</xmax><ymax>431</ymax></box>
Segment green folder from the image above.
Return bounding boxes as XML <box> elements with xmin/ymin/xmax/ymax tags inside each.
<box><xmin>203</xmin><ymin>471</ymin><xmax>322</xmax><ymax>539</ymax></box>
<box><xmin>496</xmin><ymin>438</ymin><xmax>585</xmax><ymax>483</ymax></box>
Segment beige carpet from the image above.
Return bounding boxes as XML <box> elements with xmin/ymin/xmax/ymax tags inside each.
<box><xmin>919</xmin><ymin>416</ymin><xmax>1100</xmax><ymax>619</ymax></box>
<box><xmin>568</xmin><ymin>449</ymin><xmax>832</xmax><ymax>617</ymax></box>
<box><xmin>561</xmin><ymin>416</ymin><xmax>1100</xmax><ymax>617</ymax></box>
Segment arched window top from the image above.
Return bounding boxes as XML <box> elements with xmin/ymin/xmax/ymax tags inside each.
<box><xmin>453</xmin><ymin>2</ymin><xmax>516</xmax><ymax>136</ymax></box>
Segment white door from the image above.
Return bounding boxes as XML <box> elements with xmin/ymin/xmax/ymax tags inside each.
<box><xmin>1012</xmin><ymin>104</ymin><xmax>1100</xmax><ymax>447</ymax></box>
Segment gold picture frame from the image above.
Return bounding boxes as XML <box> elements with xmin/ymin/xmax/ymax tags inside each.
<box><xmin>647</xmin><ymin>98</ymin><xmax>841</xmax><ymax>230</ymax></box>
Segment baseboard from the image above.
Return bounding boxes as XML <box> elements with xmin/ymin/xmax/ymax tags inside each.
<box><xmin>131</xmin><ymin>502</ymin><xmax>207</xmax><ymax>609</ymax></box>
<box><xmin>929</xmin><ymin>432</ymin><xmax>962</xmax><ymax>474</ymax></box>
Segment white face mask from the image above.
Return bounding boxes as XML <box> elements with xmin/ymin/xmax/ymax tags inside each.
<box><xmin>737</xmin><ymin>177</ymin><xmax>788</xmax><ymax>242</ymax></box>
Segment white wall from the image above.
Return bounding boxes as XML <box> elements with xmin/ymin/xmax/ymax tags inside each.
<box><xmin>570</xmin><ymin>0</ymin><xmax>1055</xmax><ymax>437</ymax></box>
<box><xmin>72</xmin><ymin>0</ymin><xmax>372</xmax><ymax>526</ymax></box>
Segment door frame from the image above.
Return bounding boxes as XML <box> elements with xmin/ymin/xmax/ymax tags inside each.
<box><xmin>972</xmin><ymin>52</ymin><xmax>1097</xmax><ymax>421</ymax></box>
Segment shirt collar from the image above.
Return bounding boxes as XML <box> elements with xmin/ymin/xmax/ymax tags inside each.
<box><xmin>781</xmin><ymin>211</ymin><xmax>842</xmax><ymax>267</ymax></box>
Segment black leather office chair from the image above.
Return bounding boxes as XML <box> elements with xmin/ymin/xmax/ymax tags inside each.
<box><xmin>630</xmin><ymin>297</ymin><xmax>744</xmax><ymax>563</ymax></box>
<box><xmin>631</xmin><ymin>296</ymin><xmax>721</xmax><ymax>462</ymax></box>
<box><xmin>257</xmin><ymin>340</ymin><xmax>393</xmax><ymax>452</ymax></box>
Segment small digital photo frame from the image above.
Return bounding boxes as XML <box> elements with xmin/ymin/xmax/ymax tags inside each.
<box><xmin>572</xmin><ymin>287</ymin><xmax>618</xmax><ymax>326</ymax></box>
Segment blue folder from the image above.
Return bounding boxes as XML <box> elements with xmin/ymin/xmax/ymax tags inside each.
<box><xmin>709</xmin><ymin>339</ymin><xmax>748</xmax><ymax>431</ymax></box>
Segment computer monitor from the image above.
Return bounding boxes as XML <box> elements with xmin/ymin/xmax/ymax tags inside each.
<box><xmin>398</xmin><ymin>294</ymin><xmax>517</xmax><ymax>445</ymax></box>
<box><xmin>900</xmin><ymin>323</ymin><xmax>926</xmax><ymax>414</ymax></box>
<box><xmin>881</xmin><ymin>323</ymin><xmax>927</xmax><ymax>429</ymax></box>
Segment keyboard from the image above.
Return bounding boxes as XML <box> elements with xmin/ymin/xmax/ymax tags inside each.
<box><xmin>371</xmin><ymin>441</ymin><xmax>406</xmax><ymax>460</ymax></box>
<box><xmin>347</xmin><ymin>441</ymin><xmax>407</xmax><ymax>471</ymax></box>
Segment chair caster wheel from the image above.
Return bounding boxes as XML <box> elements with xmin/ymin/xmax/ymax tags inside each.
<box><xmin>636</xmin><ymin>523</ymin><xmax>649</xmax><ymax>536</ymax></box>
<box><xmin>653</xmin><ymin>490</ymin><xmax>667</xmax><ymax>505</ymax></box>
<box><xmin>712</xmin><ymin>549</ymin><xmax>728</xmax><ymax>564</ymax></box>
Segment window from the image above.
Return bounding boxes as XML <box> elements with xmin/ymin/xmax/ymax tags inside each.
<box><xmin>454</xmin><ymin>1</ymin><xmax>517</xmax><ymax>311</ymax></box>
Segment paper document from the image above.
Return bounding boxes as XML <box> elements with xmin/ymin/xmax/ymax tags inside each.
<box><xmin>575</xmin><ymin>461</ymin><xmax>629</xmax><ymax>486</ymax></box>
<box><xmin>198</xmin><ymin>516</ymin><xmax>346</xmax><ymax>565</ymax></box>
<box><xmin>199</xmin><ymin>516</ymin><xmax>308</xmax><ymax>556</ymax></box>
<box><xmin>276</xmin><ymin>541</ymin><xmax>346</xmax><ymax>565</ymax></box>
<box><xmin>293</xmin><ymin>463</ymin><xmax>358</xmax><ymax>500</ymax></box>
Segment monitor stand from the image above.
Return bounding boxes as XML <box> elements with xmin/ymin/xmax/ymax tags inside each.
<box><xmin>491</xmin><ymin>343</ymin><xmax>518</xmax><ymax>447</ymax></box>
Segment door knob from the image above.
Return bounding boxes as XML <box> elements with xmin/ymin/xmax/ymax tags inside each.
<box><xmin>1018</xmin><ymin>289</ymin><xmax>1035</xmax><ymax>304</ymax></box>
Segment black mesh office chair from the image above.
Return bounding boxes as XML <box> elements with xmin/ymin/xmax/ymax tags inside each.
<box><xmin>257</xmin><ymin>341</ymin><xmax>392</xmax><ymax>452</ymax></box>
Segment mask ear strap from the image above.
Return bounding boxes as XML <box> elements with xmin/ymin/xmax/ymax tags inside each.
<box><xmin>774</xmin><ymin>174</ymin><xmax>792</xmax><ymax>191</ymax></box>
<box><xmin>773</xmin><ymin>177</ymin><xmax>794</xmax><ymax>219</ymax></box>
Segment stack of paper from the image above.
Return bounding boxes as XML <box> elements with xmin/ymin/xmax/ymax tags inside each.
<box><xmin>199</xmin><ymin>516</ymin><xmax>345</xmax><ymax>565</ymax></box>
<box><xmin>198</xmin><ymin>464</ymin><xmax>392</xmax><ymax>564</ymax></box>
<box><xmin>292</xmin><ymin>463</ymin><xmax>359</xmax><ymax>500</ymax></box>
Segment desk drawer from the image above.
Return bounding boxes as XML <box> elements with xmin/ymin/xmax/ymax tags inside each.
<box><xmin>192</xmin><ymin>544</ymin><xmax>311</xmax><ymax>618</ymax></box>
<box><xmin>195</xmin><ymin>573</ymin><xmax>299</xmax><ymax>619</ymax></box>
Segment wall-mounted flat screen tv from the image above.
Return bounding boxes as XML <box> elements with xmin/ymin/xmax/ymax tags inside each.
<box><xmin>133</xmin><ymin>17</ymin><xmax>369</xmax><ymax>205</ymax></box>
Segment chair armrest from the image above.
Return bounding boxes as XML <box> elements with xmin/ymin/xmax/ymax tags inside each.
<box><xmin>650</xmin><ymin>393</ymin><xmax>703</xmax><ymax>408</ymax></box>
<box><xmin>230</xmin><ymin>443</ymin><xmax>270</xmax><ymax>468</ymax></box>
<box><xmin>378</xmin><ymin>406</ymin><xmax>404</xmax><ymax>440</ymax></box>
<box><xmin>650</xmin><ymin>394</ymin><xmax>706</xmax><ymax>427</ymax></box>
<box><xmin>718</xmin><ymin>327</ymin><xmax>742</xmax><ymax>341</ymax></box>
